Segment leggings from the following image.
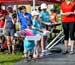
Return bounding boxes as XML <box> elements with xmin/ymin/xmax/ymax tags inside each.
<box><xmin>62</xmin><ymin>22</ymin><xmax>75</xmax><ymax>40</ymax></box>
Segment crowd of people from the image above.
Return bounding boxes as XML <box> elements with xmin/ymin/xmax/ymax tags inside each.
<box><xmin>0</xmin><ymin>0</ymin><xmax>75</xmax><ymax>62</ymax></box>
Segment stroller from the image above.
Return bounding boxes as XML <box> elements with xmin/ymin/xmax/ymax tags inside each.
<box><xmin>14</xmin><ymin>29</ymin><xmax>41</xmax><ymax>61</ymax></box>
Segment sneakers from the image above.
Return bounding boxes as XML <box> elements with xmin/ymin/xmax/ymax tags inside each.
<box><xmin>44</xmin><ymin>50</ymin><xmax>52</xmax><ymax>56</ymax></box>
<box><xmin>40</xmin><ymin>52</ymin><xmax>45</xmax><ymax>57</ymax></box>
<box><xmin>40</xmin><ymin>50</ymin><xmax>52</xmax><ymax>57</ymax></box>
<box><xmin>69</xmin><ymin>51</ymin><xmax>75</xmax><ymax>55</ymax></box>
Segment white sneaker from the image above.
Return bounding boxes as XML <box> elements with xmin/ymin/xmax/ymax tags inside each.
<box><xmin>44</xmin><ymin>50</ymin><xmax>52</xmax><ymax>56</ymax></box>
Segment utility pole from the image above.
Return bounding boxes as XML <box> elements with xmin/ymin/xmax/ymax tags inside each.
<box><xmin>33</xmin><ymin>0</ymin><xmax>36</xmax><ymax>10</ymax></box>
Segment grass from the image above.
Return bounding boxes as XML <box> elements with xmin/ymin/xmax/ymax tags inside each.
<box><xmin>0</xmin><ymin>52</ymin><xmax>23</xmax><ymax>65</ymax></box>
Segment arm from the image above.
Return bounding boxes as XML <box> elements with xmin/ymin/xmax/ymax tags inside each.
<box><xmin>0</xmin><ymin>16</ymin><xmax>4</xmax><ymax>20</ymax></box>
<box><xmin>38</xmin><ymin>17</ymin><xmax>51</xmax><ymax>26</ymax></box>
<box><xmin>3</xmin><ymin>19</ymin><xmax>6</xmax><ymax>29</ymax></box>
<box><xmin>41</xmin><ymin>21</ymin><xmax>51</xmax><ymax>26</ymax></box>
<box><xmin>69</xmin><ymin>11</ymin><xmax>75</xmax><ymax>15</ymax></box>
<box><xmin>55</xmin><ymin>14</ymin><xmax>58</xmax><ymax>23</ymax></box>
<box><xmin>17</xmin><ymin>13</ymin><xmax>21</xmax><ymax>30</ymax></box>
<box><xmin>0</xmin><ymin>10</ymin><xmax>7</xmax><ymax>20</ymax></box>
<box><xmin>61</xmin><ymin>10</ymin><xmax>69</xmax><ymax>16</ymax></box>
<box><xmin>11</xmin><ymin>18</ymin><xmax>15</xmax><ymax>24</ymax></box>
<box><xmin>60</xmin><ymin>10</ymin><xmax>74</xmax><ymax>16</ymax></box>
<box><xmin>17</xmin><ymin>17</ymin><xmax>21</xmax><ymax>30</ymax></box>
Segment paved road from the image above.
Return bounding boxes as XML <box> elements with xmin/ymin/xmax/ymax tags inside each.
<box><xmin>14</xmin><ymin>44</ymin><xmax>75</xmax><ymax>65</ymax></box>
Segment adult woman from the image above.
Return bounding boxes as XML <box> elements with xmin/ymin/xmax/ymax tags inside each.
<box><xmin>4</xmin><ymin>6</ymin><xmax>16</xmax><ymax>54</ymax></box>
<box><xmin>61</xmin><ymin>0</ymin><xmax>75</xmax><ymax>54</ymax></box>
<box><xmin>18</xmin><ymin>6</ymin><xmax>32</xmax><ymax>30</ymax></box>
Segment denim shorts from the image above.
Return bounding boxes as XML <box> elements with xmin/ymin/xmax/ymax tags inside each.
<box><xmin>5</xmin><ymin>28</ymin><xmax>15</xmax><ymax>36</ymax></box>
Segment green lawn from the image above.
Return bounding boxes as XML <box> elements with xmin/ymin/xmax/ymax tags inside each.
<box><xmin>0</xmin><ymin>52</ymin><xmax>23</xmax><ymax>65</ymax></box>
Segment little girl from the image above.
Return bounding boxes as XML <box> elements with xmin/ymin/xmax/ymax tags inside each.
<box><xmin>15</xmin><ymin>24</ymin><xmax>35</xmax><ymax>62</ymax></box>
<box><xmin>31</xmin><ymin>11</ymin><xmax>41</xmax><ymax>58</ymax></box>
<box><xmin>31</xmin><ymin>11</ymin><xmax>51</xmax><ymax>57</ymax></box>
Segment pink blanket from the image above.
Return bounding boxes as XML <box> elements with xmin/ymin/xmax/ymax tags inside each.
<box><xmin>19</xmin><ymin>29</ymin><xmax>35</xmax><ymax>36</ymax></box>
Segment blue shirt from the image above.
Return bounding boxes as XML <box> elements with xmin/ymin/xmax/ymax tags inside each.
<box><xmin>23</xmin><ymin>29</ymin><xmax>35</xmax><ymax>52</ymax></box>
<box><xmin>32</xmin><ymin>19</ymin><xmax>41</xmax><ymax>34</ymax></box>
<box><xmin>32</xmin><ymin>19</ymin><xmax>41</xmax><ymax>29</ymax></box>
<box><xmin>5</xmin><ymin>15</ymin><xmax>14</xmax><ymax>29</ymax></box>
<box><xmin>18</xmin><ymin>11</ymin><xmax>32</xmax><ymax>30</ymax></box>
<box><xmin>39</xmin><ymin>11</ymin><xmax>50</xmax><ymax>22</ymax></box>
<box><xmin>39</xmin><ymin>11</ymin><xmax>50</xmax><ymax>27</ymax></box>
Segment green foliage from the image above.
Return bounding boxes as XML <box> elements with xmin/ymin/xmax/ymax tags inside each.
<box><xmin>54</xmin><ymin>4</ymin><xmax>60</xmax><ymax>14</ymax></box>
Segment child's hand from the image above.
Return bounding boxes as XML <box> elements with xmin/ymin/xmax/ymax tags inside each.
<box><xmin>38</xmin><ymin>17</ymin><xmax>42</xmax><ymax>23</ymax></box>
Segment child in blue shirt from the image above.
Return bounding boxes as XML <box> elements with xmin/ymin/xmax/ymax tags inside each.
<box><xmin>23</xmin><ymin>24</ymin><xmax>36</xmax><ymax>62</ymax></box>
<box><xmin>39</xmin><ymin>3</ymin><xmax>51</xmax><ymax>57</ymax></box>
<box><xmin>31</xmin><ymin>11</ymin><xmax>41</xmax><ymax>59</ymax></box>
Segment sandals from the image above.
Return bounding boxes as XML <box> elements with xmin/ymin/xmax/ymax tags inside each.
<box><xmin>62</xmin><ymin>51</ymin><xmax>75</xmax><ymax>55</ymax></box>
<box><xmin>62</xmin><ymin>51</ymin><xmax>69</xmax><ymax>54</ymax></box>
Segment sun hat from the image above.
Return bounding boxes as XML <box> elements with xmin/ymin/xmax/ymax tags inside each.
<box><xmin>31</xmin><ymin>10</ymin><xmax>39</xmax><ymax>16</ymax></box>
<box><xmin>41</xmin><ymin>3</ymin><xmax>47</xmax><ymax>10</ymax></box>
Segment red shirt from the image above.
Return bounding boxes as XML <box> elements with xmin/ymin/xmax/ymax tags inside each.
<box><xmin>61</xmin><ymin>2</ymin><xmax>75</xmax><ymax>22</ymax></box>
<box><xmin>0</xmin><ymin>10</ymin><xmax>7</xmax><ymax>28</ymax></box>
<box><xmin>74</xmin><ymin>2</ymin><xmax>75</xmax><ymax>22</ymax></box>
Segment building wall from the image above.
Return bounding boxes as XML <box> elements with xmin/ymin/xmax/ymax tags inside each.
<box><xmin>18</xmin><ymin>5</ymin><xmax>31</xmax><ymax>13</ymax></box>
<box><xmin>2</xmin><ymin>4</ymin><xmax>54</xmax><ymax>13</ymax></box>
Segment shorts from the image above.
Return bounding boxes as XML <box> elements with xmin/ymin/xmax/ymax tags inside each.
<box><xmin>5</xmin><ymin>29</ymin><xmax>15</xmax><ymax>36</ymax></box>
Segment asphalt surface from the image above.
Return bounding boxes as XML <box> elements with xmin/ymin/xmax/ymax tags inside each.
<box><xmin>14</xmin><ymin>44</ymin><xmax>75</xmax><ymax>65</ymax></box>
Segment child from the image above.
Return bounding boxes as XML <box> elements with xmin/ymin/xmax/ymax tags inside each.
<box><xmin>31</xmin><ymin>11</ymin><xmax>41</xmax><ymax>58</ymax></box>
<box><xmin>23</xmin><ymin>24</ymin><xmax>35</xmax><ymax>62</ymax></box>
<box><xmin>15</xmin><ymin>24</ymin><xmax>35</xmax><ymax>62</ymax></box>
<box><xmin>31</xmin><ymin>10</ymin><xmax>51</xmax><ymax>58</ymax></box>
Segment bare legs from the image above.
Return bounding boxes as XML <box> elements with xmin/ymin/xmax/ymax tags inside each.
<box><xmin>64</xmin><ymin>40</ymin><xmax>74</xmax><ymax>54</ymax></box>
<box><xmin>64</xmin><ymin>40</ymin><xmax>68</xmax><ymax>52</ymax></box>
<box><xmin>6</xmin><ymin>36</ymin><xmax>15</xmax><ymax>54</ymax></box>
